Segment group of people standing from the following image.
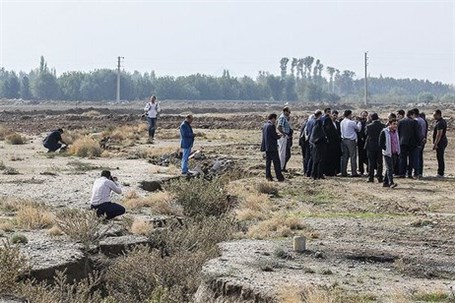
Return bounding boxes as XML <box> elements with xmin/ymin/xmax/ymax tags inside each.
<box><xmin>261</xmin><ymin>106</ymin><xmax>448</xmax><ymax>188</ymax></box>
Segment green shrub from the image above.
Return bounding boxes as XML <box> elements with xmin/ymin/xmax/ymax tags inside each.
<box><xmin>55</xmin><ymin>209</ymin><xmax>104</xmax><ymax>251</ymax></box>
<box><xmin>10</xmin><ymin>233</ymin><xmax>28</xmax><ymax>244</ymax></box>
<box><xmin>3</xmin><ymin>166</ymin><xmax>19</xmax><ymax>175</ymax></box>
<box><xmin>0</xmin><ymin>240</ymin><xmax>28</xmax><ymax>293</ymax></box>
<box><xmin>105</xmin><ymin>216</ymin><xmax>235</xmax><ymax>302</ymax></box>
<box><xmin>168</xmin><ymin>178</ymin><xmax>231</xmax><ymax>218</ymax></box>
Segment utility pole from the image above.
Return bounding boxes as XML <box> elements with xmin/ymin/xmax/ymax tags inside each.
<box><xmin>116</xmin><ymin>56</ymin><xmax>124</xmax><ymax>102</ymax></box>
<box><xmin>364</xmin><ymin>52</ymin><xmax>368</xmax><ymax>106</ymax></box>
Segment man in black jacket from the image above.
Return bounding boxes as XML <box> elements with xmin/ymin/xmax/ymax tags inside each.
<box><xmin>397</xmin><ymin>109</ymin><xmax>421</xmax><ymax>178</ymax></box>
<box><xmin>310</xmin><ymin>118</ymin><xmax>328</xmax><ymax>180</ymax></box>
<box><xmin>323</xmin><ymin>110</ymin><xmax>342</xmax><ymax>176</ymax></box>
<box><xmin>365</xmin><ymin>113</ymin><xmax>386</xmax><ymax>182</ymax></box>
<box><xmin>357</xmin><ymin>111</ymin><xmax>369</xmax><ymax>176</ymax></box>
<box><xmin>261</xmin><ymin>113</ymin><xmax>284</xmax><ymax>182</ymax></box>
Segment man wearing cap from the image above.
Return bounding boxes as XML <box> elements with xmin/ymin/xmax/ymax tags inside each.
<box><xmin>277</xmin><ymin>106</ymin><xmax>293</xmax><ymax>172</ymax></box>
<box><xmin>261</xmin><ymin>113</ymin><xmax>284</xmax><ymax>182</ymax></box>
<box><xmin>43</xmin><ymin>128</ymin><xmax>67</xmax><ymax>153</ymax></box>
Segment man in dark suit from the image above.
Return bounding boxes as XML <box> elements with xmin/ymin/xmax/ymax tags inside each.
<box><xmin>365</xmin><ymin>113</ymin><xmax>386</xmax><ymax>183</ymax></box>
<box><xmin>397</xmin><ymin>109</ymin><xmax>421</xmax><ymax>178</ymax></box>
<box><xmin>310</xmin><ymin>118</ymin><xmax>328</xmax><ymax>180</ymax></box>
<box><xmin>261</xmin><ymin>113</ymin><xmax>284</xmax><ymax>182</ymax></box>
<box><xmin>357</xmin><ymin>111</ymin><xmax>369</xmax><ymax>175</ymax></box>
<box><xmin>323</xmin><ymin>110</ymin><xmax>342</xmax><ymax>176</ymax></box>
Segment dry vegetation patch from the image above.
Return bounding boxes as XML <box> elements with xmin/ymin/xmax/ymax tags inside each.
<box><xmin>130</xmin><ymin>217</ymin><xmax>153</xmax><ymax>235</ymax></box>
<box><xmin>69</xmin><ymin>136</ymin><xmax>102</xmax><ymax>157</ymax></box>
<box><xmin>247</xmin><ymin>213</ymin><xmax>306</xmax><ymax>239</ymax></box>
<box><xmin>6</xmin><ymin>132</ymin><xmax>27</xmax><ymax>145</ymax></box>
<box><xmin>122</xmin><ymin>191</ymin><xmax>182</xmax><ymax>215</ymax></box>
<box><xmin>16</xmin><ymin>203</ymin><xmax>54</xmax><ymax>229</ymax></box>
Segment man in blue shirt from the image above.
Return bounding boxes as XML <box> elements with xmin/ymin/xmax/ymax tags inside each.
<box><xmin>180</xmin><ymin>115</ymin><xmax>195</xmax><ymax>175</ymax></box>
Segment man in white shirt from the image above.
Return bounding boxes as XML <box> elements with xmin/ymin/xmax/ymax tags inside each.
<box><xmin>340</xmin><ymin>110</ymin><xmax>362</xmax><ymax>177</ymax></box>
<box><xmin>143</xmin><ymin>95</ymin><xmax>161</xmax><ymax>143</ymax></box>
<box><xmin>90</xmin><ymin>170</ymin><xmax>125</xmax><ymax>220</ymax></box>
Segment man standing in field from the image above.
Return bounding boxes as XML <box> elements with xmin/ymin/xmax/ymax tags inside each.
<box><xmin>261</xmin><ymin>113</ymin><xmax>284</xmax><ymax>182</ymax></box>
<box><xmin>340</xmin><ymin>110</ymin><xmax>361</xmax><ymax>177</ymax></box>
<box><xmin>43</xmin><ymin>128</ymin><xmax>67</xmax><ymax>153</ymax></box>
<box><xmin>357</xmin><ymin>111</ymin><xmax>369</xmax><ymax>176</ymax></box>
<box><xmin>143</xmin><ymin>95</ymin><xmax>160</xmax><ymax>143</ymax></box>
<box><xmin>380</xmin><ymin>118</ymin><xmax>400</xmax><ymax>189</ymax></box>
<box><xmin>277</xmin><ymin>106</ymin><xmax>293</xmax><ymax>172</ymax></box>
<box><xmin>365</xmin><ymin>113</ymin><xmax>385</xmax><ymax>183</ymax></box>
<box><xmin>180</xmin><ymin>115</ymin><xmax>195</xmax><ymax>176</ymax></box>
<box><xmin>432</xmin><ymin>109</ymin><xmax>448</xmax><ymax>178</ymax></box>
<box><xmin>397</xmin><ymin>109</ymin><xmax>420</xmax><ymax>178</ymax></box>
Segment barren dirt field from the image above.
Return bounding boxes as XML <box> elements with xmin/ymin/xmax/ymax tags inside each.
<box><xmin>0</xmin><ymin>100</ymin><xmax>454</xmax><ymax>303</ymax></box>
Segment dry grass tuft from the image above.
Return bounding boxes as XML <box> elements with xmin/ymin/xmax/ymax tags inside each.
<box><xmin>0</xmin><ymin>126</ymin><xmax>12</xmax><ymax>140</ymax></box>
<box><xmin>247</xmin><ymin>213</ymin><xmax>305</xmax><ymax>239</ymax></box>
<box><xmin>235</xmin><ymin>193</ymin><xmax>274</xmax><ymax>221</ymax></box>
<box><xmin>122</xmin><ymin>191</ymin><xmax>182</xmax><ymax>216</ymax></box>
<box><xmin>0</xmin><ymin>240</ymin><xmax>28</xmax><ymax>293</ymax></box>
<box><xmin>81</xmin><ymin>110</ymin><xmax>101</xmax><ymax>117</ymax></box>
<box><xmin>69</xmin><ymin>136</ymin><xmax>102</xmax><ymax>157</ymax></box>
<box><xmin>55</xmin><ymin>209</ymin><xmax>104</xmax><ymax>250</ymax></box>
<box><xmin>16</xmin><ymin>203</ymin><xmax>54</xmax><ymax>230</ymax></box>
<box><xmin>47</xmin><ymin>225</ymin><xmax>64</xmax><ymax>236</ymax></box>
<box><xmin>130</xmin><ymin>218</ymin><xmax>153</xmax><ymax>235</ymax></box>
<box><xmin>276</xmin><ymin>284</ymin><xmax>303</xmax><ymax>303</ymax></box>
<box><xmin>257</xmin><ymin>181</ymin><xmax>279</xmax><ymax>195</ymax></box>
<box><xmin>6</xmin><ymin>132</ymin><xmax>26</xmax><ymax>145</ymax></box>
<box><xmin>0</xmin><ymin>219</ymin><xmax>15</xmax><ymax>232</ymax></box>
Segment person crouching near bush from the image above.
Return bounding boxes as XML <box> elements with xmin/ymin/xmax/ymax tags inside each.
<box><xmin>90</xmin><ymin>170</ymin><xmax>125</xmax><ymax>219</ymax></box>
<box><xmin>43</xmin><ymin>128</ymin><xmax>68</xmax><ymax>152</ymax></box>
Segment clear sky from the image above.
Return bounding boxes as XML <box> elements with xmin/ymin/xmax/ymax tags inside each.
<box><xmin>1</xmin><ymin>0</ymin><xmax>454</xmax><ymax>84</ymax></box>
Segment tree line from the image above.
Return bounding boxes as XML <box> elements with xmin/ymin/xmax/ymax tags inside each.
<box><xmin>0</xmin><ymin>56</ymin><xmax>453</xmax><ymax>103</ymax></box>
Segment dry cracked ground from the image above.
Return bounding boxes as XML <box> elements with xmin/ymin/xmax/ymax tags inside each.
<box><xmin>0</xmin><ymin>100</ymin><xmax>454</xmax><ymax>303</ymax></box>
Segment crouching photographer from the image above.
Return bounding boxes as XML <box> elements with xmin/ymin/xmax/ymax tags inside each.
<box><xmin>90</xmin><ymin>170</ymin><xmax>125</xmax><ymax>220</ymax></box>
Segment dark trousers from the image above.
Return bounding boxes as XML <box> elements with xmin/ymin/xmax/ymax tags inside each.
<box><xmin>367</xmin><ymin>149</ymin><xmax>383</xmax><ymax>181</ymax></box>
<box><xmin>147</xmin><ymin>117</ymin><xmax>157</xmax><ymax>138</ymax></box>
<box><xmin>418</xmin><ymin>144</ymin><xmax>425</xmax><ymax>176</ymax></box>
<box><xmin>92</xmin><ymin>202</ymin><xmax>126</xmax><ymax>220</ymax></box>
<box><xmin>283</xmin><ymin>137</ymin><xmax>292</xmax><ymax>170</ymax></box>
<box><xmin>265</xmin><ymin>150</ymin><xmax>284</xmax><ymax>181</ymax></box>
<box><xmin>436</xmin><ymin>143</ymin><xmax>447</xmax><ymax>176</ymax></box>
<box><xmin>324</xmin><ymin>146</ymin><xmax>341</xmax><ymax>176</ymax></box>
<box><xmin>44</xmin><ymin>142</ymin><xmax>62</xmax><ymax>152</ymax></box>
<box><xmin>399</xmin><ymin>145</ymin><xmax>418</xmax><ymax>177</ymax></box>
<box><xmin>358</xmin><ymin>142</ymin><xmax>368</xmax><ymax>174</ymax></box>
<box><xmin>304</xmin><ymin>143</ymin><xmax>313</xmax><ymax>177</ymax></box>
<box><xmin>384</xmin><ymin>154</ymin><xmax>398</xmax><ymax>186</ymax></box>
<box><xmin>312</xmin><ymin>143</ymin><xmax>327</xmax><ymax>179</ymax></box>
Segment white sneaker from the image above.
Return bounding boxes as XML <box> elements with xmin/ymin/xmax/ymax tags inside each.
<box><xmin>435</xmin><ymin>174</ymin><xmax>444</xmax><ymax>178</ymax></box>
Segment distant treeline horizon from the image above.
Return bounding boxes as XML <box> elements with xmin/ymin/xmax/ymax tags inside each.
<box><xmin>0</xmin><ymin>56</ymin><xmax>453</xmax><ymax>104</ymax></box>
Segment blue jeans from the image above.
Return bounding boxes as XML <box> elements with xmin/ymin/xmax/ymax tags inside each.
<box><xmin>181</xmin><ymin>148</ymin><xmax>192</xmax><ymax>174</ymax></box>
<box><xmin>91</xmin><ymin>202</ymin><xmax>125</xmax><ymax>220</ymax></box>
<box><xmin>147</xmin><ymin>117</ymin><xmax>157</xmax><ymax>138</ymax></box>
